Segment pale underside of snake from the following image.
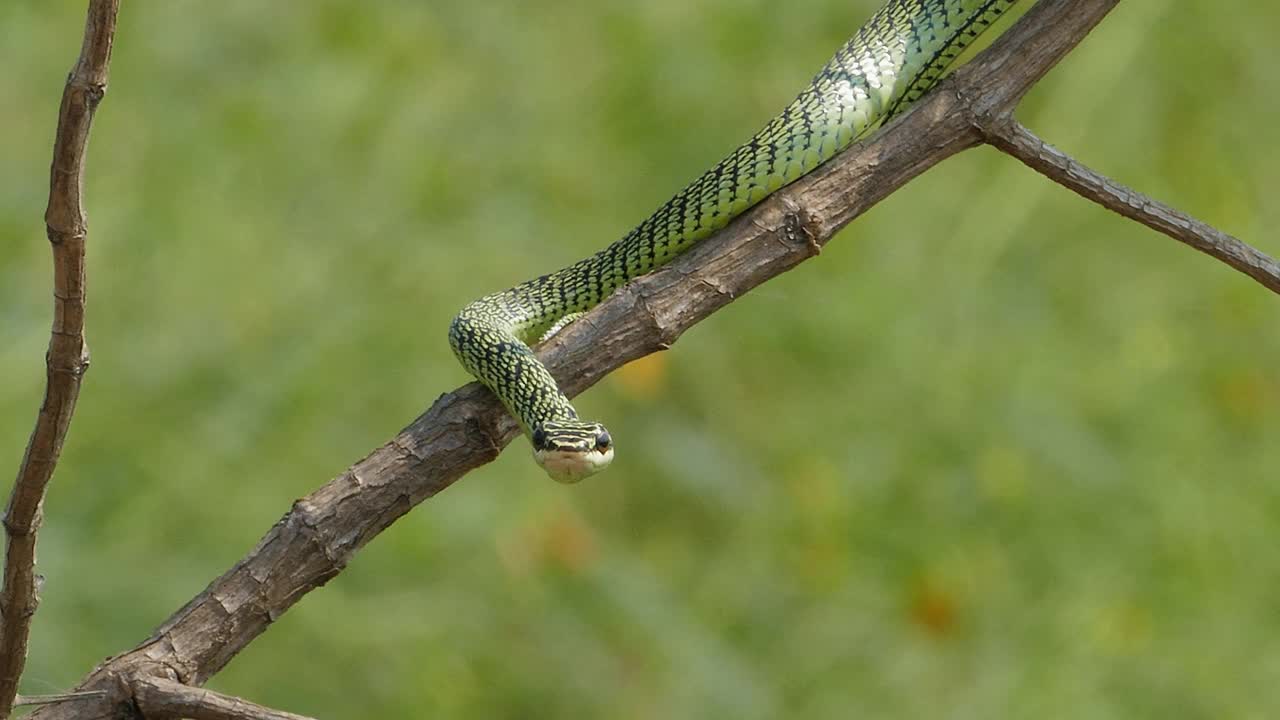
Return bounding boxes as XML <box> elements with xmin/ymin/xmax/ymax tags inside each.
<box><xmin>450</xmin><ymin>0</ymin><xmax>1020</xmax><ymax>482</ymax></box>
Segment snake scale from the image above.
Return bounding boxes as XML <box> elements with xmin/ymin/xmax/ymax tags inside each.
<box><xmin>451</xmin><ymin>0</ymin><xmax>1018</xmax><ymax>482</ymax></box>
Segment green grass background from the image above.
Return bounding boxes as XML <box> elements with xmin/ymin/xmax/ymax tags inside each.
<box><xmin>2</xmin><ymin>1</ymin><xmax>1278</xmax><ymax>717</ymax></box>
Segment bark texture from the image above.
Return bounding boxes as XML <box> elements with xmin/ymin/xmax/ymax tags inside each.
<box><xmin>0</xmin><ymin>2</ymin><xmax>119</xmax><ymax>717</ymax></box>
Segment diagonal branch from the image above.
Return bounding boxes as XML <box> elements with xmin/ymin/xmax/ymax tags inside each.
<box><xmin>15</xmin><ymin>692</ymin><xmax>109</xmax><ymax>710</ymax></box>
<box><xmin>131</xmin><ymin>678</ymin><xmax>318</xmax><ymax>720</ymax></box>
<box><xmin>0</xmin><ymin>1</ymin><xmax>119</xmax><ymax>717</ymax></box>
<box><xmin>981</xmin><ymin>118</ymin><xmax>1280</xmax><ymax>294</ymax></box>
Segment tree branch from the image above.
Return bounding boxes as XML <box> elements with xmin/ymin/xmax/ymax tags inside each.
<box><xmin>27</xmin><ymin>0</ymin><xmax>1279</xmax><ymax>716</ymax></box>
<box><xmin>15</xmin><ymin>692</ymin><xmax>109</xmax><ymax>709</ymax></box>
<box><xmin>0</xmin><ymin>1</ymin><xmax>119</xmax><ymax>717</ymax></box>
<box><xmin>981</xmin><ymin>119</ymin><xmax>1280</xmax><ymax>294</ymax></box>
<box><xmin>131</xmin><ymin>678</ymin><xmax>317</xmax><ymax>720</ymax></box>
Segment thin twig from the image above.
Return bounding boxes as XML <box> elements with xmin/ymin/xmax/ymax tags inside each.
<box><xmin>28</xmin><ymin>2</ymin><xmax>1132</xmax><ymax>717</ymax></box>
<box><xmin>0</xmin><ymin>1</ymin><xmax>119</xmax><ymax>717</ymax></box>
<box><xmin>131</xmin><ymin>677</ymin><xmax>317</xmax><ymax>720</ymax></box>
<box><xmin>14</xmin><ymin>691</ymin><xmax>108</xmax><ymax>708</ymax></box>
<box><xmin>981</xmin><ymin>119</ymin><xmax>1280</xmax><ymax>294</ymax></box>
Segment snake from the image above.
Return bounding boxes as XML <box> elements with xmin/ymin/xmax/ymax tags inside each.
<box><xmin>450</xmin><ymin>0</ymin><xmax>1019</xmax><ymax>482</ymax></box>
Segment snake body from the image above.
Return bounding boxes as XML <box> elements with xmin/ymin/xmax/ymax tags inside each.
<box><xmin>451</xmin><ymin>0</ymin><xmax>1018</xmax><ymax>482</ymax></box>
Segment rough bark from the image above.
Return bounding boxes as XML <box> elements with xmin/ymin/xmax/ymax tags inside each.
<box><xmin>0</xmin><ymin>2</ymin><xmax>119</xmax><ymax>717</ymax></box>
<box><xmin>130</xmin><ymin>678</ymin><xmax>318</xmax><ymax>720</ymax></box>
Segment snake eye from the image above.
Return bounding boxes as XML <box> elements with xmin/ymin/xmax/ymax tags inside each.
<box><xmin>531</xmin><ymin>427</ymin><xmax>548</xmax><ymax>450</ymax></box>
<box><xmin>595</xmin><ymin>431</ymin><xmax>611</xmax><ymax>451</ymax></box>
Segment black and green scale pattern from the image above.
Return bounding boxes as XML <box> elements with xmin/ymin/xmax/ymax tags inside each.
<box><xmin>451</xmin><ymin>0</ymin><xmax>1018</xmax><ymax>440</ymax></box>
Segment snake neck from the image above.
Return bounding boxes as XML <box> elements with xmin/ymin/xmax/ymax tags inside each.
<box><xmin>453</xmin><ymin>0</ymin><xmax>1018</xmax><ymax>439</ymax></box>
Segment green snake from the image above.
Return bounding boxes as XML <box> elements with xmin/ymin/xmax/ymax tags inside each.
<box><xmin>451</xmin><ymin>0</ymin><xmax>1018</xmax><ymax>482</ymax></box>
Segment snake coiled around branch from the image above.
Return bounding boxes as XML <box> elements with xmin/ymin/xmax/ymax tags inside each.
<box><xmin>450</xmin><ymin>0</ymin><xmax>1019</xmax><ymax>482</ymax></box>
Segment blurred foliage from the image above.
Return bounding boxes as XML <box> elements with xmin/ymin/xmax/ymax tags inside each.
<box><xmin>2</xmin><ymin>1</ymin><xmax>1278</xmax><ymax>717</ymax></box>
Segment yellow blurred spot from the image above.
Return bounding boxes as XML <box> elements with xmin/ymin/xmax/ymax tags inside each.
<box><xmin>494</xmin><ymin>528</ymin><xmax>534</xmax><ymax>578</ymax></box>
<box><xmin>494</xmin><ymin>503</ymin><xmax>597</xmax><ymax>577</ymax></box>
<box><xmin>614</xmin><ymin>352</ymin><xmax>668</xmax><ymax>401</ymax></box>
<box><xmin>540</xmin><ymin>506</ymin><xmax>596</xmax><ymax>574</ymax></box>
<box><xmin>908</xmin><ymin>581</ymin><xmax>960</xmax><ymax>638</ymax></box>
<box><xmin>976</xmin><ymin>445</ymin><xmax>1027</xmax><ymax>503</ymax></box>
<box><xmin>1216</xmin><ymin>369</ymin><xmax>1272</xmax><ymax>424</ymax></box>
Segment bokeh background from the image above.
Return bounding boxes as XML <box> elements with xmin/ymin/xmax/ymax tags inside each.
<box><xmin>2</xmin><ymin>1</ymin><xmax>1278</xmax><ymax>717</ymax></box>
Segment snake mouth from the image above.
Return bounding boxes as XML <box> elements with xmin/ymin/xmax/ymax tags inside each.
<box><xmin>533</xmin><ymin>446</ymin><xmax>615</xmax><ymax>483</ymax></box>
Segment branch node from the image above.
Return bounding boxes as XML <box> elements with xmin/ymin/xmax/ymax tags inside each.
<box><xmin>45</xmin><ymin>228</ymin><xmax>85</xmax><ymax>246</ymax></box>
<box><xmin>463</xmin><ymin>415</ymin><xmax>505</xmax><ymax>458</ymax></box>
<box><xmin>633</xmin><ymin>284</ymin><xmax>681</xmax><ymax>350</ymax></box>
<box><xmin>287</xmin><ymin>500</ymin><xmax>348</xmax><ymax>574</ymax></box>
<box><xmin>85</xmin><ymin>82</ymin><xmax>106</xmax><ymax>105</ymax></box>
<box><xmin>952</xmin><ymin>79</ymin><xmax>1015</xmax><ymax>143</ymax></box>
<box><xmin>778</xmin><ymin>196</ymin><xmax>823</xmax><ymax>257</ymax></box>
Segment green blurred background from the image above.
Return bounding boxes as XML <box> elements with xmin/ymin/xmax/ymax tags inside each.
<box><xmin>2</xmin><ymin>1</ymin><xmax>1278</xmax><ymax>717</ymax></box>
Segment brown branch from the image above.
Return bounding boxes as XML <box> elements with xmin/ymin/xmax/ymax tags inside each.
<box><xmin>15</xmin><ymin>692</ymin><xmax>109</xmax><ymax>709</ymax></box>
<box><xmin>0</xmin><ymin>1</ymin><xmax>119</xmax><ymax>717</ymax></box>
<box><xmin>981</xmin><ymin>119</ymin><xmax>1280</xmax><ymax>294</ymax></box>
<box><xmin>131</xmin><ymin>678</ymin><xmax>317</xmax><ymax>720</ymax></box>
<box><xmin>28</xmin><ymin>2</ymin><xmax>1128</xmax><ymax>717</ymax></box>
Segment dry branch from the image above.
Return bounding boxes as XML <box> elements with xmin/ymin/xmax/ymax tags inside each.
<box><xmin>23</xmin><ymin>0</ymin><xmax>1280</xmax><ymax>717</ymax></box>
<box><xmin>131</xmin><ymin>678</ymin><xmax>317</xmax><ymax>720</ymax></box>
<box><xmin>982</xmin><ymin>119</ymin><xmax>1280</xmax><ymax>293</ymax></box>
<box><xmin>0</xmin><ymin>1</ymin><xmax>119</xmax><ymax>717</ymax></box>
<box><xmin>16</xmin><ymin>692</ymin><xmax>109</xmax><ymax>709</ymax></box>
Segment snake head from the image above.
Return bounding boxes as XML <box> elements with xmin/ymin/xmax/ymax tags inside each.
<box><xmin>530</xmin><ymin>420</ymin><xmax>614</xmax><ymax>483</ymax></box>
